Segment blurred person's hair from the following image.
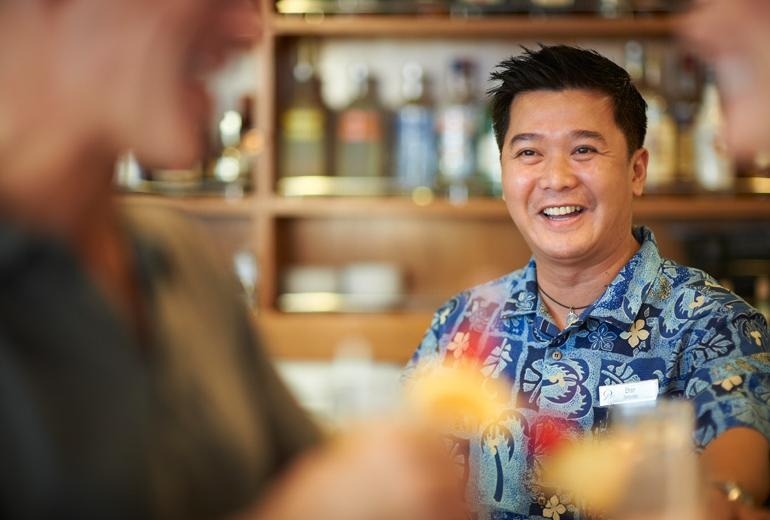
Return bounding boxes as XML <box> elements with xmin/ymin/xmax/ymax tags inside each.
<box><xmin>488</xmin><ymin>45</ymin><xmax>648</xmax><ymax>157</ymax></box>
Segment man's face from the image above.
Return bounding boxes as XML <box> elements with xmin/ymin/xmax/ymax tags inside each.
<box><xmin>500</xmin><ymin>89</ymin><xmax>647</xmax><ymax>267</ymax></box>
<box><xmin>104</xmin><ymin>0</ymin><xmax>259</xmax><ymax>167</ymax></box>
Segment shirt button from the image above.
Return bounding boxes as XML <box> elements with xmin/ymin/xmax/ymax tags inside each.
<box><xmin>552</xmin><ymin>350</ymin><xmax>562</xmax><ymax>361</ymax></box>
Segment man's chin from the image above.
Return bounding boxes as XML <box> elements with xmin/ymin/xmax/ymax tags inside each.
<box><xmin>533</xmin><ymin>241</ymin><xmax>593</xmax><ymax>265</ymax></box>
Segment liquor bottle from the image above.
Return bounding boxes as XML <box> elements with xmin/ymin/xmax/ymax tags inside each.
<box><xmin>393</xmin><ymin>62</ymin><xmax>437</xmax><ymax>192</ymax></box>
<box><xmin>755</xmin><ymin>276</ymin><xmax>770</xmax><ymax>323</ymax></box>
<box><xmin>693</xmin><ymin>74</ymin><xmax>735</xmax><ymax>192</ymax></box>
<box><xmin>114</xmin><ymin>151</ymin><xmax>145</xmax><ymax>191</ymax></box>
<box><xmin>631</xmin><ymin>0</ymin><xmax>686</xmax><ymax>15</ymax></box>
<box><xmin>437</xmin><ymin>58</ymin><xmax>481</xmax><ymax>201</ymax></box>
<box><xmin>625</xmin><ymin>42</ymin><xmax>677</xmax><ymax>191</ymax></box>
<box><xmin>212</xmin><ymin>107</ymin><xmax>245</xmax><ymax>186</ymax></box>
<box><xmin>596</xmin><ymin>0</ymin><xmax>631</xmax><ymax>17</ymax></box>
<box><xmin>335</xmin><ymin>63</ymin><xmax>386</xmax><ymax>178</ymax></box>
<box><xmin>476</xmin><ymin>106</ymin><xmax>502</xmax><ymax>197</ymax></box>
<box><xmin>236</xmin><ymin>95</ymin><xmax>261</xmax><ymax>192</ymax></box>
<box><xmin>669</xmin><ymin>53</ymin><xmax>700</xmax><ymax>190</ymax></box>
<box><xmin>452</xmin><ymin>0</ymin><xmax>528</xmax><ymax>15</ymax></box>
<box><xmin>529</xmin><ymin>0</ymin><xmax>576</xmax><ymax>15</ymax></box>
<box><xmin>280</xmin><ymin>40</ymin><xmax>328</xmax><ymax>177</ymax></box>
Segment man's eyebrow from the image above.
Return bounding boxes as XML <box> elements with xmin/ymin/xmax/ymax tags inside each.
<box><xmin>508</xmin><ymin>133</ymin><xmax>542</xmax><ymax>146</ymax></box>
<box><xmin>571</xmin><ymin>129</ymin><xmax>607</xmax><ymax>144</ymax></box>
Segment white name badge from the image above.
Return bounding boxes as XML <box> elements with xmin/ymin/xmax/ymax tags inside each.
<box><xmin>598</xmin><ymin>379</ymin><xmax>659</xmax><ymax>407</ymax></box>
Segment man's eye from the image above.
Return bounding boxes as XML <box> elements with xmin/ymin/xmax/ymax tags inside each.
<box><xmin>515</xmin><ymin>149</ymin><xmax>537</xmax><ymax>158</ymax></box>
<box><xmin>574</xmin><ymin>146</ymin><xmax>597</xmax><ymax>155</ymax></box>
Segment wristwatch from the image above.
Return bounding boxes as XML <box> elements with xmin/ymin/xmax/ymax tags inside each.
<box><xmin>712</xmin><ymin>480</ymin><xmax>756</xmax><ymax>507</ymax></box>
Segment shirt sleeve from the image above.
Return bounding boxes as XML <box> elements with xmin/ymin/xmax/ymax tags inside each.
<box><xmin>402</xmin><ymin>294</ymin><xmax>466</xmax><ymax>382</ymax></box>
<box><xmin>241</xmin><ymin>324</ymin><xmax>323</xmax><ymax>465</ymax></box>
<box><xmin>685</xmin><ymin>309</ymin><xmax>770</xmax><ymax>448</ymax></box>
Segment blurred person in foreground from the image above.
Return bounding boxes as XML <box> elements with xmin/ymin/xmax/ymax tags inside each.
<box><xmin>0</xmin><ymin>1</ymin><xmax>463</xmax><ymax>519</ymax></box>
<box><xmin>682</xmin><ymin>0</ymin><xmax>770</xmax><ymax>162</ymax></box>
<box><xmin>680</xmin><ymin>1</ymin><xmax>770</xmax><ymax>518</ymax></box>
<box><xmin>405</xmin><ymin>45</ymin><xmax>770</xmax><ymax>519</ymax></box>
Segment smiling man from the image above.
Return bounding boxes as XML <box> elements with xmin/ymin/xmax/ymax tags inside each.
<box><xmin>406</xmin><ymin>46</ymin><xmax>770</xmax><ymax>519</ymax></box>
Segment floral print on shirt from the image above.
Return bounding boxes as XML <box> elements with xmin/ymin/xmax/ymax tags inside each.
<box><xmin>404</xmin><ymin>227</ymin><xmax>770</xmax><ymax>520</ymax></box>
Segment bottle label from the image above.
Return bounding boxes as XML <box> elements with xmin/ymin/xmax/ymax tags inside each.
<box><xmin>282</xmin><ymin>108</ymin><xmax>324</xmax><ymax>142</ymax></box>
<box><xmin>439</xmin><ymin>105</ymin><xmax>478</xmax><ymax>181</ymax></box>
<box><xmin>395</xmin><ymin>105</ymin><xmax>437</xmax><ymax>187</ymax></box>
<box><xmin>337</xmin><ymin>109</ymin><xmax>382</xmax><ymax>143</ymax></box>
<box><xmin>531</xmin><ymin>0</ymin><xmax>574</xmax><ymax>7</ymax></box>
<box><xmin>644</xmin><ymin>114</ymin><xmax>678</xmax><ymax>188</ymax></box>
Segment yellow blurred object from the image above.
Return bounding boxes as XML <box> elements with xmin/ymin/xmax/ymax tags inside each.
<box><xmin>404</xmin><ymin>362</ymin><xmax>510</xmax><ymax>432</ymax></box>
<box><xmin>541</xmin><ymin>433</ymin><xmax>638</xmax><ymax>515</ymax></box>
<box><xmin>542</xmin><ymin>400</ymin><xmax>702</xmax><ymax>520</ymax></box>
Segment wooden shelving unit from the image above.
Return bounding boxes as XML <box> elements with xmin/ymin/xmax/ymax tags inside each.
<box><xmin>122</xmin><ymin>192</ymin><xmax>770</xmax><ymax>221</ymax></box>
<box><xmin>126</xmin><ymin>5</ymin><xmax>770</xmax><ymax>362</ymax></box>
<box><xmin>270</xmin><ymin>14</ymin><xmax>679</xmax><ymax>38</ymax></box>
<box><xmin>257</xmin><ymin>309</ymin><xmax>433</xmax><ymax>361</ymax></box>
<box><xmin>121</xmin><ymin>194</ymin><xmax>257</xmax><ymax>219</ymax></box>
<box><xmin>266</xmin><ymin>194</ymin><xmax>770</xmax><ymax>220</ymax></box>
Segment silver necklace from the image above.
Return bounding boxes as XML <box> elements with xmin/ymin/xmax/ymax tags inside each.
<box><xmin>538</xmin><ymin>285</ymin><xmax>591</xmax><ymax>326</ymax></box>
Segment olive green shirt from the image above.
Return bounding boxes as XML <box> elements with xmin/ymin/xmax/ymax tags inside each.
<box><xmin>0</xmin><ymin>201</ymin><xmax>319</xmax><ymax>519</ymax></box>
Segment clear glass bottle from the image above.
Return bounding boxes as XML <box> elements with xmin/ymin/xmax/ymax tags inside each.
<box><xmin>671</xmin><ymin>53</ymin><xmax>700</xmax><ymax>190</ymax></box>
<box><xmin>437</xmin><ymin>58</ymin><xmax>481</xmax><ymax>202</ymax></box>
<box><xmin>476</xmin><ymin>106</ymin><xmax>502</xmax><ymax>197</ymax></box>
<box><xmin>754</xmin><ymin>276</ymin><xmax>770</xmax><ymax>322</ymax></box>
<box><xmin>212</xmin><ymin>108</ymin><xmax>244</xmax><ymax>186</ymax></box>
<box><xmin>335</xmin><ymin>63</ymin><xmax>386</xmax><ymax>178</ymax></box>
<box><xmin>626</xmin><ymin>42</ymin><xmax>678</xmax><ymax>192</ymax></box>
<box><xmin>529</xmin><ymin>0</ymin><xmax>576</xmax><ymax>15</ymax></box>
<box><xmin>693</xmin><ymin>74</ymin><xmax>735</xmax><ymax>192</ymax></box>
<box><xmin>597</xmin><ymin>0</ymin><xmax>631</xmax><ymax>17</ymax></box>
<box><xmin>280</xmin><ymin>39</ymin><xmax>328</xmax><ymax>178</ymax></box>
<box><xmin>393</xmin><ymin>62</ymin><xmax>437</xmax><ymax>192</ymax></box>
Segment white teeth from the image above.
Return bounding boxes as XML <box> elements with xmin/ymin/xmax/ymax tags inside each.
<box><xmin>543</xmin><ymin>205</ymin><xmax>582</xmax><ymax>217</ymax></box>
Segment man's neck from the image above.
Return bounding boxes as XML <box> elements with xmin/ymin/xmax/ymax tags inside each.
<box><xmin>0</xmin><ymin>130</ymin><xmax>119</xmax><ymax>243</ymax></box>
<box><xmin>534</xmin><ymin>231</ymin><xmax>641</xmax><ymax>323</ymax></box>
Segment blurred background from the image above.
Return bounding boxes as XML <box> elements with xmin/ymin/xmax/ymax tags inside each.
<box><xmin>115</xmin><ymin>0</ymin><xmax>770</xmax><ymax>425</ymax></box>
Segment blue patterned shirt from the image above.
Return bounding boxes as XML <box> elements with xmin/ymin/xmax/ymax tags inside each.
<box><xmin>405</xmin><ymin>227</ymin><xmax>770</xmax><ymax>520</ymax></box>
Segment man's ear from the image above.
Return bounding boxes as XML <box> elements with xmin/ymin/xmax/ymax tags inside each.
<box><xmin>631</xmin><ymin>147</ymin><xmax>648</xmax><ymax>197</ymax></box>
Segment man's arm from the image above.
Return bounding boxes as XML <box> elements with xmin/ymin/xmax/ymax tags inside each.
<box><xmin>702</xmin><ymin>427</ymin><xmax>770</xmax><ymax>518</ymax></box>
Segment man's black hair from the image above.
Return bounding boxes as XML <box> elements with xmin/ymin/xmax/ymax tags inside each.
<box><xmin>488</xmin><ymin>45</ymin><xmax>647</xmax><ymax>157</ymax></box>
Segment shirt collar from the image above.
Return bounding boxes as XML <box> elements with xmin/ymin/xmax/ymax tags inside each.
<box><xmin>500</xmin><ymin>259</ymin><xmax>539</xmax><ymax>319</ymax></box>
<box><xmin>589</xmin><ymin>226</ymin><xmax>663</xmax><ymax>328</ymax></box>
<box><xmin>499</xmin><ymin>226</ymin><xmax>664</xmax><ymax>330</ymax></box>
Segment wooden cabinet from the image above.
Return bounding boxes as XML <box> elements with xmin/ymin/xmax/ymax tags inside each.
<box><xmin>127</xmin><ymin>5</ymin><xmax>770</xmax><ymax>363</ymax></box>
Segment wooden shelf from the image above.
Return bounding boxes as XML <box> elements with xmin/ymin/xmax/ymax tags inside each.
<box><xmin>268</xmin><ymin>196</ymin><xmax>508</xmax><ymax>219</ymax></box>
<box><xmin>121</xmin><ymin>191</ymin><xmax>770</xmax><ymax>221</ymax></box>
<box><xmin>269</xmin><ymin>14</ymin><xmax>679</xmax><ymax>39</ymax></box>
<box><xmin>634</xmin><ymin>194</ymin><xmax>770</xmax><ymax>220</ymax></box>
<box><xmin>120</xmin><ymin>193</ymin><xmax>256</xmax><ymax>219</ymax></box>
<box><xmin>257</xmin><ymin>310</ymin><xmax>432</xmax><ymax>362</ymax></box>
<box><xmin>265</xmin><ymin>194</ymin><xmax>770</xmax><ymax>220</ymax></box>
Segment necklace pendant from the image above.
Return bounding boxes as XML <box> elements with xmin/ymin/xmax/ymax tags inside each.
<box><xmin>566</xmin><ymin>308</ymin><xmax>579</xmax><ymax>326</ymax></box>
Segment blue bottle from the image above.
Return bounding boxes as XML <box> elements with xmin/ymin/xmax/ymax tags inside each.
<box><xmin>393</xmin><ymin>63</ymin><xmax>437</xmax><ymax>193</ymax></box>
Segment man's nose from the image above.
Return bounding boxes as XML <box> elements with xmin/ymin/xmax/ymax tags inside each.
<box><xmin>538</xmin><ymin>154</ymin><xmax>578</xmax><ymax>191</ymax></box>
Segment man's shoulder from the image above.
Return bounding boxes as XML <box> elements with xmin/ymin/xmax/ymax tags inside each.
<box><xmin>447</xmin><ymin>267</ymin><xmax>526</xmax><ymax>307</ymax></box>
<box><xmin>428</xmin><ymin>268</ymin><xmax>526</xmax><ymax>330</ymax></box>
<box><xmin>659</xmin><ymin>258</ymin><xmax>759</xmax><ymax>319</ymax></box>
